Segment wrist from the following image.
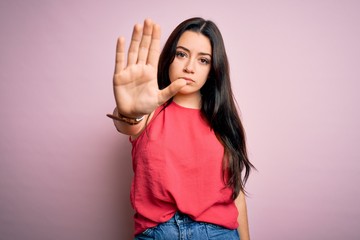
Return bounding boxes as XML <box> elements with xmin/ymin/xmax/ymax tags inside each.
<box><xmin>118</xmin><ymin>113</ymin><xmax>145</xmax><ymax>125</ymax></box>
<box><xmin>106</xmin><ymin>108</ymin><xmax>145</xmax><ymax>125</ymax></box>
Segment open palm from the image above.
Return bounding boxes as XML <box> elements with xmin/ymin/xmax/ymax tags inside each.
<box><xmin>113</xmin><ymin>19</ymin><xmax>186</xmax><ymax>117</ymax></box>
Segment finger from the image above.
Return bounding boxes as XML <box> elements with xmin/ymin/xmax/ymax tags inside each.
<box><xmin>127</xmin><ymin>23</ymin><xmax>143</xmax><ymax>65</ymax></box>
<box><xmin>114</xmin><ymin>37</ymin><xmax>125</xmax><ymax>74</ymax></box>
<box><xmin>147</xmin><ymin>23</ymin><xmax>161</xmax><ymax>68</ymax></box>
<box><xmin>137</xmin><ymin>19</ymin><xmax>153</xmax><ymax>64</ymax></box>
<box><xmin>158</xmin><ymin>79</ymin><xmax>187</xmax><ymax>105</ymax></box>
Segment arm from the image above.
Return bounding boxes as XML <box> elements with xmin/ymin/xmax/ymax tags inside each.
<box><xmin>107</xmin><ymin>19</ymin><xmax>186</xmax><ymax>136</ymax></box>
<box><xmin>235</xmin><ymin>191</ymin><xmax>250</xmax><ymax>240</ymax></box>
<box><xmin>108</xmin><ymin>107</ymin><xmax>149</xmax><ymax>136</ymax></box>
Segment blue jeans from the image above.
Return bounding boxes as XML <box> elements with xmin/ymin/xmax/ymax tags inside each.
<box><xmin>134</xmin><ymin>212</ymin><xmax>240</xmax><ymax>240</ymax></box>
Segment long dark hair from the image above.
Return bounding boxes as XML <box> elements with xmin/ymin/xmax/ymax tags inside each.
<box><xmin>158</xmin><ymin>17</ymin><xmax>255</xmax><ymax>199</ymax></box>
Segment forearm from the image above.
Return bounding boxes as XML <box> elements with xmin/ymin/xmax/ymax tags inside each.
<box><xmin>235</xmin><ymin>191</ymin><xmax>250</xmax><ymax>240</ymax></box>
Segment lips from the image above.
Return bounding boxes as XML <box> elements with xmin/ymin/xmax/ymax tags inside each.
<box><xmin>180</xmin><ymin>77</ymin><xmax>195</xmax><ymax>82</ymax></box>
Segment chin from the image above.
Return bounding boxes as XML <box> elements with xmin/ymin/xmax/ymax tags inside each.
<box><xmin>179</xmin><ymin>87</ymin><xmax>201</xmax><ymax>96</ymax></box>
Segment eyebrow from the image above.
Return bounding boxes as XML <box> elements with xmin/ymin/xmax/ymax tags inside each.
<box><xmin>176</xmin><ymin>46</ymin><xmax>212</xmax><ymax>58</ymax></box>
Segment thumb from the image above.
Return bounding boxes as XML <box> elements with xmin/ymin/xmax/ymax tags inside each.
<box><xmin>158</xmin><ymin>79</ymin><xmax>187</xmax><ymax>105</ymax></box>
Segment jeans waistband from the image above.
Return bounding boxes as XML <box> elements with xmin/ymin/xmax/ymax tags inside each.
<box><xmin>166</xmin><ymin>212</ymin><xmax>194</xmax><ymax>224</ymax></box>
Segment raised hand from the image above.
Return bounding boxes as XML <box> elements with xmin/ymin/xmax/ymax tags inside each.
<box><xmin>112</xmin><ymin>19</ymin><xmax>186</xmax><ymax>118</ymax></box>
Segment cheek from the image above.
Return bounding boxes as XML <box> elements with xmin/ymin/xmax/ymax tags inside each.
<box><xmin>200</xmin><ymin>68</ymin><xmax>211</xmax><ymax>81</ymax></box>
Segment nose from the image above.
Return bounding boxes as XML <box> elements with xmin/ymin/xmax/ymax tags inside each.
<box><xmin>183</xmin><ymin>60</ymin><xmax>195</xmax><ymax>74</ymax></box>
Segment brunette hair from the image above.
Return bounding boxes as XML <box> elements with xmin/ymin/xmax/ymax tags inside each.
<box><xmin>158</xmin><ymin>17</ymin><xmax>254</xmax><ymax>199</ymax></box>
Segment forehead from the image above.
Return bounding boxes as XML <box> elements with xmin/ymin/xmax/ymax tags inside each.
<box><xmin>177</xmin><ymin>31</ymin><xmax>212</xmax><ymax>54</ymax></box>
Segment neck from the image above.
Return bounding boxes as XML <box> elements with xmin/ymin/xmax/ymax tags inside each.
<box><xmin>173</xmin><ymin>92</ymin><xmax>202</xmax><ymax>109</ymax></box>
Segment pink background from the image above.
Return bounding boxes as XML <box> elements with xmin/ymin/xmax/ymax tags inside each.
<box><xmin>1</xmin><ymin>0</ymin><xmax>359</xmax><ymax>239</ymax></box>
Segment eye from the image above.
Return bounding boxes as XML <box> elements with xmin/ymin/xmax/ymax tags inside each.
<box><xmin>199</xmin><ymin>58</ymin><xmax>211</xmax><ymax>65</ymax></box>
<box><xmin>175</xmin><ymin>51</ymin><xmax>187</xmax><ymax>58</ymax></box>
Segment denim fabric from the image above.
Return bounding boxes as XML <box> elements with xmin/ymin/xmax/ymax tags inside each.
<box><xmin>134</xmin><ymin>212</ymin><xmax>240</xmax><ymax>240</ymax></box>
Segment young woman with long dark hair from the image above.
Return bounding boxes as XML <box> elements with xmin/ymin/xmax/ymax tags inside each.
<box><xmin>108</xmin><ymin>17</ymin><xmax>255</xmax><ymax>240</ymax></box>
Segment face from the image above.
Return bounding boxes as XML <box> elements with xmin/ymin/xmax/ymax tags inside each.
<box><xmin>169</xmin><ymin>31</ymin><xmax>212</xmax><ymax>97</ymax></box>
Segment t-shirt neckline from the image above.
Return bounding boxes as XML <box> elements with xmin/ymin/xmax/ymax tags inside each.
<box><xmin>171</xmin><ymin>100</ymin><xmax>201</xmax><ymax>111</ymax></box>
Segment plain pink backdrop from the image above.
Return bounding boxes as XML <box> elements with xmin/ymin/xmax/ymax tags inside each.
<box><xmin>1</xmin><ymin>0</ymin><xmax>359</xmax><ymax>239</ymax></box>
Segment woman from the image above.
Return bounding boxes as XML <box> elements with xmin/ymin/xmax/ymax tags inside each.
<box><xmin>107</xmin><ymin>17</ymin><xmax>254</xmax><ymax>240</ymax></box>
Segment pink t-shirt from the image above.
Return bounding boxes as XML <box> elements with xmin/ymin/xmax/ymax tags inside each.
<box><xmin>130</xmin><ymin>101</ymin><xmax>238</xmax><ymax>235</ymax></box>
